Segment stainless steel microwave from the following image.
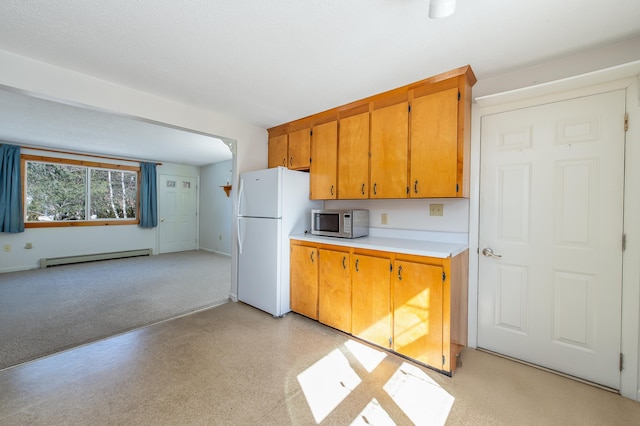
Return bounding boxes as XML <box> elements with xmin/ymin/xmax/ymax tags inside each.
<box><xmin>311</xmin><ymin>209</ymin><xmax>369</xmax><ymax>239</ymax></box>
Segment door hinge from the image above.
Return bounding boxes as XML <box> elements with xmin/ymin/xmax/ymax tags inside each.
<box><xmin>620</xmin><ymin>353</ymin><xmax>624</xmax><ymax>371</ymax></box>
<box><xmin>622</xmin><ymin>233</ymin><xmax>627</xmax><ymax>251</ymax></box>
<box><xmin>624</xmin><ymin>113</ymin><xmax>629</xmax><ymax>132</ymax></box>
<box><xmin>442</xmin><ymin>272</ymin><xmax>446</xmax><ymax>282</ymax></box>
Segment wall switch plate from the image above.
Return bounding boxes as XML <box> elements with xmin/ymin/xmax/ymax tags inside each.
<box><xmin>381</xmin><ymin>213</ymin><xmax>388</xmax><ymax>225</ymax></box>
<box><xmin>3</xmin><ymin>244</ymin><xmax>11</xmax><ymax>252</ymax></box>
<box><xmin>25</xmin><ymin>242</ymin><xmax>33</xmax><ymax>249</ymax></box>
<box><xmin>430</xmin><ymin>204</ymin><xmax>444</xmax><ymax>216</ymax></box>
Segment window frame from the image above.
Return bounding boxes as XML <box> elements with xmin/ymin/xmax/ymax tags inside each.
<box><xmin>21</xmin><ymin>154</ymin><xmax>141</xmax><ymax>228</ymax></box>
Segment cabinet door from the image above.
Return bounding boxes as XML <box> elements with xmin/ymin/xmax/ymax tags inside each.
<box><xmin>410</xmin><ymin>88</ymin><xmax>459</xmax><ymax>197</ymax></box>
<box><xmin>338</xmin><ymin>112</ymin><xmax>369</xmax><ymax>199</ymax></box>
<box><xmin>310</xmin><ymin>121</ymin><xmax>338</xmax><ymax>200</ymax></box>
<box><xmin>318</xmin><ymin>249</ymin><xmax>351</xmax><ymax>332</ymax></box>
<box><xmin>288</xmin><ymin>128</ymin><xmax>311</xmax><ymax>170</ymax></box>
<box><xmin>290</xmin><ymin>244</ymin><xmax>319</xmax><ymax>319</ymax></box>
<box><xmin>352</xmin><ymin>253</ymin><xmax>392</xmax><ymax>348</ymax></box>
<box><xmin>370</xmin><ymin>102</ymin><xmax>408</xmax><ymax>198</ymax></box>
<box><xmin>393</xmin><ymin>260</ymin><xmax>443</xmax><ymax>368</ymax></box>
<box><xmin>268</xmin><ymin>134</ymin><xmax>288</xmax><ymax>169</ymax></box>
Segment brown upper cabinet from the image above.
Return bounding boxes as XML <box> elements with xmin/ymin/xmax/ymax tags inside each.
<box><xmin>338</xmin><ymin>111</ymin><xmax>369</xmax><ymax>199</ymax></box>
<box><xmin>370</xmin><ymin>102</ymin><xmax>409</xmax><ymax>198</ymax></box>
<box><xmin>268</xmin><ymin>134</ymin><xmax>288</xmax><ymax>169</ymax></box>
<box><xmin>288</xmin><ymin>128</ymin><xmax>311</xmax><ymax>170</ymax></box>
<box><xmin>310</xmin><ymin>120</ymin><xmax>338</xmax><ymax>200</ymax></box>
<box><xmin>267</xmin><ymin>65</ymin><xmax>476</xmax><ymax>198</ymax></box>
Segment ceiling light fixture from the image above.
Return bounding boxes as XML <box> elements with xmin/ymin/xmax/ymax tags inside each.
<box><xmin>428</xmin><ymin>0</ymin><xmax>456</xmax><ymax>19</ymax></box>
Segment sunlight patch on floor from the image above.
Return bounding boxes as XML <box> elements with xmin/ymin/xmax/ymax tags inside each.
<box><xmin>297</xmin><ymin>348</ymin><xmax>362</xmax><ymax>423</ymax></box>
<box><xmin>350</xmin><ymin>398</ymin><xmax>395</xmax><ymax>425</ymax></box>
<box><xmin>344</xmin><ymin>339</ymin><xmax>387</xmax><ymax>373</ymax></box>
<box><xmin>383</xmin><ymin>362</ymin><xmax>454</xmax><ymax>426</ymax></box>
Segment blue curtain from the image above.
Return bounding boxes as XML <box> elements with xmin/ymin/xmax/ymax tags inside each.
<box><xmin>0</xmin><ymin>144</ymin><xmax>24</xmax><ymax>233</ymax></box>
<box><xmin>139</xmin><ymin>162</ymin><xmax>158</xmax><ymax>228</ymax></box>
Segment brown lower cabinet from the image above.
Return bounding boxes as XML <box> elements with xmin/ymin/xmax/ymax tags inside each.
<box><xmin>290</xmin><ymin>239</ymin><xmax>469</xmax><ymax>375</ymax></box>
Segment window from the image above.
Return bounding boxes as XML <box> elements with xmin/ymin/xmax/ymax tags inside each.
<box><xmin>22</xmin><ymin>155</ymin><xmax>140</xmax><ymax>227</ymax></box>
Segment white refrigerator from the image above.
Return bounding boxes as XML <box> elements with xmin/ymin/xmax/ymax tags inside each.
<box><xmin>237</xmin><ymin>167</ymin><xmax>322</xmax><ymax>317</ymax></box>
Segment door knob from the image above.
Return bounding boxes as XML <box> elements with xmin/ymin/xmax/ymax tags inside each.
<box><xmin>160</xmin><ymin>218</ymin><xmax>165</xmax><ymax>222</ymax></box>
<box><xmin>482</xmin><ymin>247</ymin><xmax>502</xmax><ymax>258</ymax></box>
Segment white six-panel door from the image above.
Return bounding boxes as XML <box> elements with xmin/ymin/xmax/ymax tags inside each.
<box><xmin>478</xmin><ymin>90</ymin><xmax>626</xmax><ymax>389</ymax></box>
<box><xmin>159</xmin><ymin>174</ymin><xmax>198</xmax><ymax>254</ymax></box>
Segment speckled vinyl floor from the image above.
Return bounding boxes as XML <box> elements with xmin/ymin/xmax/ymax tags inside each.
<box><xmin>1</xmin><ymin>302</ymin><xmax>639</xmax><ymax>425</ymax></box>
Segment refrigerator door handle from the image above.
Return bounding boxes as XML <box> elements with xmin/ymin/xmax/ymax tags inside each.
<box><xmin>237</xmin><ymin>216</ymin><xmax>243</xmax><ymax>254</ymax></box>
<box><xmin>238</xmin><ymin>178</ymin><xmax>245</xmax><ymax>216</ymax></box>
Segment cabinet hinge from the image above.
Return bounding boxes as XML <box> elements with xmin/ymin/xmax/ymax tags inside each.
<box><xmin>389</xmin><ymin>263</ymin><xmax>393</xmax><ymax>272</ymax></box>
<box><xmin>458</xmin><ymin>91</ymin><xmax>461</xmax><ymax>101</ymax></box>
<box><xmin>620</xmin><ymin>353</ymin><xmax>624</xmax><ymax>371</ymax></box>
<box><xmin>624</xmin><ymin>113</ymin><xmax>629</xmax><ymax>132</ymax></box>
<box><xmin>389</xmin><ymin>336</ymin><xmax>393</xmax><ymax>347</ymax></box>
<box><xmin>622</xmin><ymin>233</ymin><xmax>627</xmax><ymax>251</ymax></box>
<box><xmin>408</xmin><ymin>105</ymin><xmax>411</xmax><ymax>113</ymax></box>
<box><xmin>310</xmin><ymin>130</ymin><xmax>313</xmax><ymax>136</ymax></box>
<box><xmin>456</xmin><ymin>183</ymin><xmax>459</xmax><ymax>193</ymax></box>
<box><xmin>442</xmin><ymin>355</ymin><xmax>446</xmax><ymax>365</ymax></box>
<box><xmin>442</xmin><ymin>272</ymin><xmax>446</xmax><ymax>282</ymax></box>
<box><xmin>406</xmin><ymin>186</ymin><xmax>409</xmax><ymax>194</ymax></box>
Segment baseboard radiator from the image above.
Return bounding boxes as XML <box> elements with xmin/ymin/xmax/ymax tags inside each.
<box><xmin>40</xmin><ymin>249</ymin><xmax>152</xmax><ymax>268</ymax></box>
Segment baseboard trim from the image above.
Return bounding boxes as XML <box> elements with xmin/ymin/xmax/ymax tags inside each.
<box><xmin>198</xmin><ymin>247</ymin><xmax>231</xmax><ymax>257</ymax></box>
<box><xmin>0</xmin><ymin>265</ymin><xmax>39</xmax><ymax>273</ymax></box>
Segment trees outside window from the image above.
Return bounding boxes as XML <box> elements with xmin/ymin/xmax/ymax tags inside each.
<box><xmin>23</xmin><ymin>155</ymin><xmax>139</xmax><ymax>226</ymax></box>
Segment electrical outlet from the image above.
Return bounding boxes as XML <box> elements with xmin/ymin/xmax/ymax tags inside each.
<box><xmin>381</xmin><ymin>213</ymin><xmax>388</xmax><ymax>225</ymax></box>
<box><xmin>430</xmin><ymin>204</ymin><xmax>444</xmax><ymax>217</ymax></box>
<box><xmin>25</xmin><ymin>242</ymin><xmax>33</xmax><ymax>249</ymax></box>
<box><xmin>3</xmin><ymin>244</ymin><xmax>11</xmax><ymax>252</ymax></box>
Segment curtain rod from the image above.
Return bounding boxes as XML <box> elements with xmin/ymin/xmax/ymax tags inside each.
<box><xmin>17</xmin><ymin>144</ymin><xmax>163</xmax><ymax>166</ymax></box>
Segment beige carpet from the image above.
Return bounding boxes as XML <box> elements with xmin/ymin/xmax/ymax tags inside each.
<box><xmin>0</xmin><ymin>302</ymin><xmax>638</xmax><ymax>425</ymax></box>
<box><xmin>0</xmin><ymin>250</ymin><xmax>230</xmax><ymax>370</ymax></box>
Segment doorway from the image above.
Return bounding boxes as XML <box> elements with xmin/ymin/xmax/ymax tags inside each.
<box><xmin>477</xmin><ymin>90</ymin><xmax>626</xmax><ymax>389</ymax></box>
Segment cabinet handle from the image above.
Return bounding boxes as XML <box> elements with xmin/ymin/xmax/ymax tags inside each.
<box><xmin>342</xmin><ymin>256</ymin><xmax>346</xmax><ymax>269</ymax></box>
<box><xmin>310</xmin><ymin>251</ymin><xmax>315</xmax><ymax>263</ymax></box>
<box><xmin>361</xmin><ymin>183</ymin><xmax>365</xmax><ymax>195</ymax></box>
<box><xmin>289</xmin><ymin>156</ymin><xmax>293</xmax><ymax>166</ymax></box>
<box><xmin>355</xmin><ymin>258</ymin><xmax>359</xmax><ymax>272</ymax></box>
<box><xmin>398</xmin><ymin>265</ymin><xmax>403</xmax><ymax>281</ymax></box>
<box><xmin>373</xmin><ymin>183</ymin><xmax>377</xmax><ymax>195</ymax></box>
<box><xmin>330</xmin><ymin>185</ymin><xmax>334</xmax><ymax>196</ymax></box>
<box><xmin>414</xmin><ymin>180</ymin><xmax>419</xmax><ymax>194</ymax></box>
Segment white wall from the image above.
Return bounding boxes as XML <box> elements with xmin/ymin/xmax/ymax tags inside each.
<box><xmin>199</xmin><ymin>160</ymin><xmax>233</xmax><ymax>255</ymax></box>
<box><xmin>326</xmin><ymin>198</ymin><xmax>469</xmax><ymax>233</ymax></box>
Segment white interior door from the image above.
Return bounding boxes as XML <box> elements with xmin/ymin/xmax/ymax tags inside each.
<box><xmin>478</xmin><ymin>90</ymin><xmax>626</xmax><ymax>389</ymax></box>
<box><xmin>159</xmin><ymin>174</ymin><xmax>198</xmax><ymax>253</ymax></box>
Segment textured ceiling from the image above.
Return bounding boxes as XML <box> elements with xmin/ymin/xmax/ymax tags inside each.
<box><xmin>0</xmin><ymin>0</ymin><xmax>638</xmax><ymax>163</ymax></box>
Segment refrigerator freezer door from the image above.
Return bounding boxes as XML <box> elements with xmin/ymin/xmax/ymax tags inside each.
<box><xmin>237</xmin><ymin>216</ymin><xmax>284</xmax><ymax>316</ymax></box>
<box><xmin>239</xmin><ymin>168</ymin><xmax>282</xmax><ymax>219</ymax></box>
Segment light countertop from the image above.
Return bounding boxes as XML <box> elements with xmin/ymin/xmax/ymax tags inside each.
<box><xmin>290</xmin><ymin>232</ymin><xmax>468</xmax><ymax>259</ymax></box>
